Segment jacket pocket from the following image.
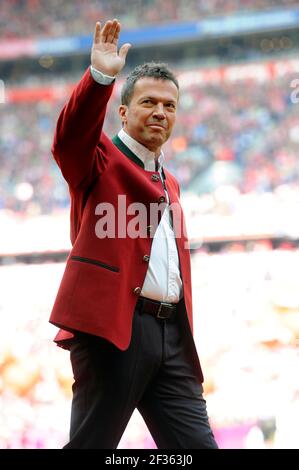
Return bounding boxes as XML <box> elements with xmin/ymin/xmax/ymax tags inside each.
<box><xmin>70</xmin><ymin>256</ymin><xmax>119</xmax><ymax>273</ymax></box>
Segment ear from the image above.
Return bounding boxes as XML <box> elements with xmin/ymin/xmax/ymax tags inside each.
<box><xmin>119</xmin><ymin>105</ymin><xmax>128</xmax><ymax>125</ymax></box>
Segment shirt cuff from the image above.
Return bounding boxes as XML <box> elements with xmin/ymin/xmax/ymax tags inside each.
<box><xmin>90</xmin><ymin>65</ymin><xmax>115</xmax><ymax>85</ymax></box>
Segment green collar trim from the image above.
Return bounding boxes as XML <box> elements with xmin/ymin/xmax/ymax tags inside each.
<box><xmin>112</xmin><ymin>135</ymin><xmax>145</xmax><ymax>169</ymax></box>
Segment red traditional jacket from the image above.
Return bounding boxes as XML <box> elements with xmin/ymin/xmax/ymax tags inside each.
<box><xmin>49</xmin><ymin>68</ymin><xmax>203</xmax><ymax>380</ymax></box>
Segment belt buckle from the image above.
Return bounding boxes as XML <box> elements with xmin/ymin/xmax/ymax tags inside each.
<box><xmin>157</xmin><ymin>302</ymin><xmax>172</xmax><ymax>319</ymax></box>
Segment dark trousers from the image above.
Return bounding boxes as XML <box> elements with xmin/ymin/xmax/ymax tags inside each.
<box><xmin>64</xmin><ymin>302</ymin><xmax>218</xmax><ymax>449</ymax></box>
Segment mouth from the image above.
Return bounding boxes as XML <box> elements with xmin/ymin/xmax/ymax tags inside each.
<box><xmin>147</xmin><ymin>123</ymin><xmax>166</xmax><ymax>130</ymax></box>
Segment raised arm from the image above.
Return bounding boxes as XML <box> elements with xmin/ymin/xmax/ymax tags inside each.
<box><xmin>52</xmin><ymin>20</ymin><xmax>131</xmax><ymax>189</ymax></box>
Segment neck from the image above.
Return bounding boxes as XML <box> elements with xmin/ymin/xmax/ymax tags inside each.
<box><xmin>122</xmin><ymin>127</ymin><xmax>162</xmax><ymax>156</ymax></box>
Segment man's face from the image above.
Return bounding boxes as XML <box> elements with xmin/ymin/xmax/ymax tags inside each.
<box><xmin>119</xmin><ymin>77</ymin><xmax>179</xmax><ymax>156</ymax></box>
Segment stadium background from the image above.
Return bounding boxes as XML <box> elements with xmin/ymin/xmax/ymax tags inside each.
<box><xmin>1</xmin><ymin>0</ymin><xmax>299</xmax><ymax>448</ymax></box>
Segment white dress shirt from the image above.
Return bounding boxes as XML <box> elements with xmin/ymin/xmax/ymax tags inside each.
<box><xmin>90</xmin><ymin>66</ymin><xmax>183</xmax><ymax>303</ymax></box>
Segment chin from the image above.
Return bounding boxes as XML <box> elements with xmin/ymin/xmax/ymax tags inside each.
<box><xmin>149</xmin><ymin>140</ymin><xmax>164</xmax><ymax>151</ymax></box>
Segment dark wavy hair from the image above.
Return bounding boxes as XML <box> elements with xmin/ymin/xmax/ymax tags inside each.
<box><xmin>121</xmin><ymin>62</ymin><xmax>179</xmax><ymax>105</ymax></box>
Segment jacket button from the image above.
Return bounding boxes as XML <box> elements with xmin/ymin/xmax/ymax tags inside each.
<box><xmin>143</xmin><ymin>255</ymin><xmax>150</xmax><ymax>262</ymax></box>
<box><xmin>147</xmin><ymin>225</ymin><xmax>153</xmax><ymax>234</ymax></box>
<box><xmin>159</xmin><ymin>196</ymin><xmax>165</xmax><ymax>203</ymax></box>
<box><xmin>133</xmin><ymin>287</ymin><xmax>142</xmax><ymax>295</ymax></box>
<box><xmin>151</xmin><ymin>174</ymin><xmax>160</xmax><ymax>182</ymax></box>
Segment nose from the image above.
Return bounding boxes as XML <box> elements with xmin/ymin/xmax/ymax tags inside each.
<box><xmin>152</xmin><ymin>103</ymin><xmax>166</xmax><ymax>120</ymax></box>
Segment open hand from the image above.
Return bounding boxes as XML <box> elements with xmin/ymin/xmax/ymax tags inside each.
<box><xmin>91</xmin><ymin>19</ymin><xmax>131</xmax><ymax>76</ymax></box>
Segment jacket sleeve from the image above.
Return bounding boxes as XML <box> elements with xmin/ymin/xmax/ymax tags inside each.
<box><xmin>52</xmin><ymin>67</ymin><xmax>114</xmax><ymax>189</ymax></box>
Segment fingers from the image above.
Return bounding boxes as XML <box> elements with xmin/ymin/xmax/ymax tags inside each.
<box><xmin>100</xmin><ymin>18</ymin><xmax>120</xmax><ymax>44</ymax></box>
<box><xmin>119</xmin><ymin>43</ymin><xmax>131</xmax><ymax>61</ymax></box>
<box><xmin>92</xmin><ymin>18</ymin><xmax>131</xmax><ymax>69</ymax></box>
<box><xmin>93</xmin><ymin>21</ymin><xmax>101</xmax><ymax>44</ymax></box>
<box><xmin>107</xmin><ymin>19</ymin><xmax>120</xmax><ymax>44</ymax></box>
<box><xmin>111</xmin><ymin>22</ymin><xmax>121</xmax><ymax>45</ymax></box>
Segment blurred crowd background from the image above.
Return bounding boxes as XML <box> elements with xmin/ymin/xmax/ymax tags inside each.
<box><xmin>1</xmin><ymin>0</ymin><xmax>299</xmax><ymax>449</ymax></box>
<box><xmin>1</xmin><ymin>0</ymin><xmax>299</xmax><ymax>38</ymax></box>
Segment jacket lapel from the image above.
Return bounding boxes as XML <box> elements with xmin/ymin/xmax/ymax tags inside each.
<box><xmin>112</xmin><ymin>135</ymin><xmax>145</xmax><ymax>169</ymax></box>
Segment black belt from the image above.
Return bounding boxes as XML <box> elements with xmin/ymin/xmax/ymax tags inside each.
<box><xmin>137</xmin><ymin>296</ymin><xmax>177</xmax><ymax>320</ymax></box>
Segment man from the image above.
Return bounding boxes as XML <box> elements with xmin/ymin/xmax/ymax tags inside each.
<box><xmin>50</xmin><ymin>18</ymin><xmax>218</xmax><ymax>449</ymax></box>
